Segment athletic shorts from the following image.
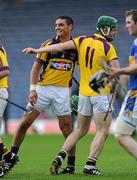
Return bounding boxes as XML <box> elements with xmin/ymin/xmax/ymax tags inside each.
<box><xmin>0</xmin><ymin>88</ymin><xmax>8</xmax><ymax>118</ymax></box>
<box><xmin>78</xmin><ymin>94</ymin><xmax>113</xmax><ymax>116</ymax></box>
<box><xmin>28</xmin><ymin>85</ymin><xmax>71</xmax><ymax>116</ymax></box>
<box><xmin>114</xmin><ymin>90</ymin><xmax>137</xmax><ymax>136</ymax></box>
<box><xmin>114</xmin><ymin>116</ymin><xmax>135</xmax><ymax>136</ymax></box>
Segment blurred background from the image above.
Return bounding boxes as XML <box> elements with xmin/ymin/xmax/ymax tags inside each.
<box><xmin>0</xmin><ymin>0</ymin><xmax>136</xmax><ymax>134</ymax></box>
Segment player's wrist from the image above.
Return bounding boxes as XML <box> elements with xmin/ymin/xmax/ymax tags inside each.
<box><xmin>119</xmin><ymin>68</ymin><xmax>125</xmax><ymax>75</ymax></box>
<box><xmin>30</xmin><ymin>84</ymin><xmax>36</xmax><ymax>91</ymax></box>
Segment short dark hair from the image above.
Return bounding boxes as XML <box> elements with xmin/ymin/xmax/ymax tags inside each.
<box><xmin>56</xmin><ymin>16</ymin><xmax>74</xmax><ymax>26</ymax></box>
<box><xmin>125</xmin><ymin>9</ymin><xmax>137</xmax><ymax>23</ymax></box>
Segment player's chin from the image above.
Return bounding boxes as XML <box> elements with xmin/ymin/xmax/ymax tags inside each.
<box><xmin>56</xmin><ymin>32</ymin><xmax>63</xmax><ymax>37</ymax></box>
<box><xmin>129</xmin><ymin>32</ymin><xmax>135</xmax><ymax>36</ymax></box>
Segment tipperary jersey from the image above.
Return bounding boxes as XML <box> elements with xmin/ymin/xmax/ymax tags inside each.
<box><xmin>128</xmin><ymin>38</ymin><xmax>137</xmax><ymax>90</ymax></box>
<box><xmin>36</xmin><ymin>37</ymin><xmax>78</xmax><ymax>87</ymax></box>
<box><xmin>73</xmin><ymin>33</ymin><xmax>118</xmax><ymax>96</ymax></box>
<box><xmin>0</xmin><ymin>46</ymin><xmax>9</xmax><ymax>88</ymax></box>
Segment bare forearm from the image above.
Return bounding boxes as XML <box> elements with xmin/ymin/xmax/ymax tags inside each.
<box><xmin>119</xmin><ymin>65</ymin><xmax>137</xmax><ymax>75</ymax></box>
<box><xmin>35</xmin><ymin>40</ymin><xmax>75</xmax><ymax>53</ymax></box>
<box><xmin>22</xmin><ymin>40</ymin><xmax>76</xmax><ymax>54</ymax></box>
<box><xmin>36</xmin><ymin>44</ymin><xmax>64</xmax><ymax>53</ymax></box>
<box><xmin>30</xmin><ymin>68</ymin><xmax>39</xmax><ymax>85</ymax></box>
<box><xmin>30</xmin><ymin>62</ymin><xmax>41</xmax><ymax>85</ymax></box>
<box><xmin>109</xmin><ymin>59</ymin><xmax>120</xmax><ymax>68</ymax></box>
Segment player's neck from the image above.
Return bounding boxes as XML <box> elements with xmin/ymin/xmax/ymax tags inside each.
<box><xmin>59</xmin><ymin>34</ymin><xmax>71</xmax><ymax>42</ymax></box>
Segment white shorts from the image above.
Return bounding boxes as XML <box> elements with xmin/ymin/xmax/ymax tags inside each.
<box><xmin>119</xmin><ymin>91</ymin><xmax>137</xmax><ymax>123</ymax></box>
<box><xmin>0</xmin><ymin>88</ymin><xmax>8</xmax><ymax>118</ymax></box>
<box><xmin>114</xmin><ymin>116</ymin><xmax>135</xmax><ymax>137</ymax></box>
<box><xmin>78</xmin><ymin>94</ymin><xmax>112</xmax><ymax>116</ymax></box>
<box><xmin>28</xmin><ymin>85</ymin><xmax>71</xmax><ymax>116</ymax></box>
<box><xmin>114</xmin><ymin>90</ymin><xmax>137</xmax><ymax>136</ymax></box>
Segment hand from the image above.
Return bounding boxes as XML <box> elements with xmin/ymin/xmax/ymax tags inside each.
<box><xmin>22</xmin><ymin>47</ymin><xmax>38</xmax><ymax>54</ymax></box>
<box><xmin>29</xmin><ymin>91</ymin><xmax>38</xmax><ymax>106</ymax></box>
<box><xmin>106</xmin><ymin>66</ymin><xmax>120</xmax><ymax>79</ymax></box>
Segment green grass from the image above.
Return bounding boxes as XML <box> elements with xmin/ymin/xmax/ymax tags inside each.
<box><xmin>2</xmin><ymin>134</ymin><xmax>137</xmax><ymax>180</ymax></box>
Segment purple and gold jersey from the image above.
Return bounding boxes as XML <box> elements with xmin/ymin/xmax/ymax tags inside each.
<box><xmin>128</xmin><ymin>39</ymin><xmax>137</xmax><ymax>90</ymax></box>
<box><xmin>0</xmin><ymin>46</ymin><xmax>9</xmax><ymax>88</ymax></box>
<box><xmin>73</xmin><ymin>33</ymin><xmax>118</xmax><ymax>96</ymax></box>
<box><xmin>36</xmin><ymin>37</ymin><xmax>78</xmax><ymax>87</ymax></box>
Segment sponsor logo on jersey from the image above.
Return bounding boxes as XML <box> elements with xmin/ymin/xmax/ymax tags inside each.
<box><xmin>50</xmin><ymin>61</ymin><xmax>71</xmax><ymax>71</ymax></box>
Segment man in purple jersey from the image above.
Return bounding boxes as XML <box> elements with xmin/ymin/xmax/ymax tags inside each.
<box><xmin>3</xmin><ymin>16</ymin><xmax>77</xmax><ymax>175</ymax></box>
<box><xmin>108</xmin><ymin>9</ymin><xmax>137</xmax><ymax>159</ymax></box>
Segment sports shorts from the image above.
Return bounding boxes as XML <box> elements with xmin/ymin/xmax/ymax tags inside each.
<box><xmin>114</xmin><ymin>90</ymin><xmax>137</xmax><ymax>136</ymax></box>
<box><xmin>78</xmin><ymin>93</ymin><xmax>113</xmax><ymax>116</ymax></box>
<box><xmin>28</xmin><ymin>85</ymin><xmax>71</xmax><ymax>116</ymax></box>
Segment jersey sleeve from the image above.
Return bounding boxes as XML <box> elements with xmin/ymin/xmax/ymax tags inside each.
<box><xmin>73</xmin><ymin>36</ymin><xmax>86</xmax><ymax>52</ymax></box>
<box><xmin>36</xmin><ymin>39</ymin><xmax>52</xmax><ymax>64</ymax></box>
<box><xmin>73</xmin><ymin>37</ymin><xmax>80</xmax><ymax>51</ymax></box>
<box><xmin>129</xmin><ymin>43</ymin><xmax>136</xmax><ymax>64</ymax></box>
<box><xmin>106</xmin><ymin>44</ymin><xmax>118</xmax><ymax>63</ymax></box>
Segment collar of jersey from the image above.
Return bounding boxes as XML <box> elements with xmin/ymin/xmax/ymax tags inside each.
<box><xmin>94</xmin><ymin>33</ymin><xmax>106</xmax><ymax>40</ymax></box>
<box><xmin>54</xmin><ymin>36</ymin><xmax>73</xmax><ymax>42</ymax></box>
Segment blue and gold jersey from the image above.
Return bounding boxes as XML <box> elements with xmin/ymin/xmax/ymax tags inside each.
<box><xmin>73</xmin><ymin>33</ymin><xmax>118</xmax><ymax>96</ymax></box>
<box><xmin>128</xmin><ymin>39</ymin><xmax>137</xmax><ymax>90</ymax></box>
<box><xmin>36</xmin><ymin>37</ymin><xmax>78</xmax><ymax>87</ymax></box>
<box><xmin>0</xmin><ymin>46</ymin><xmax>9</xmax><ymax>88</ymax></box>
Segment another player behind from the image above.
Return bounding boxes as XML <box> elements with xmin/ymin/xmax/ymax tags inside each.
<box><xmin>0</xmin><ymin>45</ymin><xmax>18</xmax><ymax>177</ymax></box>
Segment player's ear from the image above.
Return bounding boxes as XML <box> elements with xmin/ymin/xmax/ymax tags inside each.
<box><xmin>69</xmin><ymin>24</ymin><xmax>73</xmax><ymax>31</ymax></box>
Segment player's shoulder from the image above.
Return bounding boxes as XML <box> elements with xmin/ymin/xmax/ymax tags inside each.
<box><xmin>108</xmin><ymin>43</ymin><xmax>118</xmax><ymax>56</ymax></box>
<box><xmin>40</xmin><ymin>39</ymin><xmax>52</xmax><ymax>47</ymax></box>
<box><xmin>108</xmin><ymin>42</ymin><xmax>117</xmax><ymax>50</ymax></box>
<box><xmin>74</xmin><ymin>35</ymin><xmax>86</xmax><ymax>39</ymax></box>
<box><xmin>73</xmin><ymin>35</ymin><xmax>87</xmax><ymax>45</ymax></box>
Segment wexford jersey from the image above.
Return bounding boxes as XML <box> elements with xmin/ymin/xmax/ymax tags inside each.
<box><xmin>0</xmin><ymin>46</ymin><xmax>9</xmax><ymax>88</ymax></box>
<box><xmin>128</xmin><ymin>39</ymin><xmax>137</xmax><ymax>90</ymax></box>
<box><xmin>36</xmin><ymin>37</ymin><xmax>78</xmax><ymax>87</ymax></box>
<box><xmin>73</xmin><ymin>33</ymin><xmax>118</xmax><ymax>96</ymax></box>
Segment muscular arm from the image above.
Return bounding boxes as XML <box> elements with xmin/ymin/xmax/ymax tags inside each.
<box><xmin>118</xmin><ymin>64</ymin><xmax>137</xmax><ymax>75</ymax></box>
<box><xmin>109</xmin><ymin>59</ymin><xmax>120</xmax><ymax>68</ymax></box>
<box><xmin>29</xmin><ymin>62</ymin><xmax>42</xmax><ymax>106</ymax></box>
<box><xmin>22</xmin><ymin>40</ymin><xmax>76</xmax><ymax>54</ymax></box>
<box><xmin>30</xmin><ymin>62</ymin><xmax>42</xmax><ymax>85</ymax></box>
<box><xmin>100</xmin><ymin>58</ymin><xmax>120</xmax><ymax>70</ymax></box>
<box><xmin>108</xmin><ymin>63</ymin><xmax>137</xmax><ymax>79</ymax></box>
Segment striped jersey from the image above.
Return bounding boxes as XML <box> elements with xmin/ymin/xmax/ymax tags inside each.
<box><xmin>0</xmin><ymin>46</ymin><xmax>9</xmax><ymax>88</ymax></box>
<box><xmin>128</xmin><ymin>38</ymin><xmax>137</xmax><ymax>90</ymax></box>
<box><xmin>36</xmin><ymin>37</ymin><xmax>78</xmax><ymax>87</ymax></box>
<box><xmin>73</xmin><ymin>33</ymin><xmax>118</xmax><ymax>96</ymax></box>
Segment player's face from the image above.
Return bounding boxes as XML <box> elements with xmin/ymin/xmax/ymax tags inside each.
<box><xmin>125</xmin><ymin>15</ymin><xmax>137</xmax><ymax>36</ymax></box>
<box><xmin>55</xmin><ymin>19</ymin><xmax>72</xmax><ymax>38</ymax></box>
<box><xmin>105</xmin><ymin>27</ymin><xmax>117</xmax><ymax>42</ymax></box>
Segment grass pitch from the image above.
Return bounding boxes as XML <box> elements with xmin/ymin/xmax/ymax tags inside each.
<box><xmin>2</xmin><ymin>134</ymin><xmax>137</xmax><ymax>180</ymax></box>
